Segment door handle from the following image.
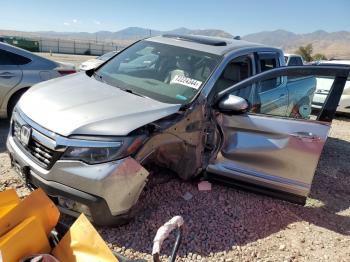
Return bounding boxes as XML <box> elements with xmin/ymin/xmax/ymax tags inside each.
<box><xmin>0</xmin><ymin>72</ymin><xmax>15</xmax><ymax>78</ymax></box>
<box><xmin>289</xmin><ymin>132</ymin><xmax>321</xmax><ymax>142</ymax></box>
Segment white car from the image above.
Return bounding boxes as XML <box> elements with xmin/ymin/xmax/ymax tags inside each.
<box><xmin>79</xmin><ymin>51</ymin><xmax>118</xmax><ymax>71</ymax></box>
<box><xmin>284</xmin><ymin>53</ymin><xmax>304</xmax><ymax>66</ymax></box>
<box><xmin>312</xmin><ymin>60</ymin><xmax>350</xmax><ymax>114</ymax></box>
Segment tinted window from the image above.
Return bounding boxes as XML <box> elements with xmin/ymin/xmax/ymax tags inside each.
<box><xmin>258</xmin><ymin>55</ymin><xmax>280</xmax><ymax>92</ymax></box>
<box><xmin>213</xmin><ymin>55</ymin><xmax>252</xmax><ymax>93</ymax></box>
<box><xmin>0</xmin><ymin>49</ymin><xmax>31</xmax><ymax>65</ymax></box>
<box><xmin>288</xmin><ymin>57</ymin><xmax>303</xmax><ymax>66</ymax></box>
<box><xmin>260</xmin><ymin>58</ymin><xmax>277</xmax><ymax>72</ymax></box>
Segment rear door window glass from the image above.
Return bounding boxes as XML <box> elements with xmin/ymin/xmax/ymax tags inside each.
<box><xmin>0</xmin><ymin>49</ymin><xmax>31</xmax><ymax>65</ymax></box>
<box><xmin>258</xmin><ymin>53</ymin><xmax>281</xmax><ymax>92</ymax></box>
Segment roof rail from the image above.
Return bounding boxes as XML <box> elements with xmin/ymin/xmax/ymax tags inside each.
<box><xmin>162</xmin><ymin>34</ymin><xmax>227</xmax><ymax>46</ymax></box>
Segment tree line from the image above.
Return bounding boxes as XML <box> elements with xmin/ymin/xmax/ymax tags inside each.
<box><xmin>295</xmin><ymin>44</ymin><xmax>327</xmax><ymax>62</ymax></box>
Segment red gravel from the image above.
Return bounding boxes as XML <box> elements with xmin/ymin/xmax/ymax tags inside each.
<box><xmin>1</xmin><ymin>117</ymin><xmax>350</xmax><ymax>261</ymax></box>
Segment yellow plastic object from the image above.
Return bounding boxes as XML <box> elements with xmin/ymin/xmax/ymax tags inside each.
<box><xmin>0</xmin><ymin>188</ymin><xmax>60</xmax><ymax>236</ymax></box>
<box><xmin>0</xmin><ymin>189</ymin><xmax>20</xmax><ymax>217</ymax></box>
<box><xmin>52</xmin><ymin>214</ymin><xmax>118</xmax><ymax>262</ymax></box>
<box><xmin>0</xmin><ymin>216</ymin><xmax>51</xmax><ymax>262</ymax></box>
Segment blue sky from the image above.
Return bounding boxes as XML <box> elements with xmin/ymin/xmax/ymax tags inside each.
<box><xmin>1</xmin><ymin>0</ymin><xmax>349</xmax><ymax>35</ymax></box>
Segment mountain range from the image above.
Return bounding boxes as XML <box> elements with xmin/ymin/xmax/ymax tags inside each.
<box><xmin>1</xmin><ymin>27</ymin><xmax>349</xmax><ymax>59</ymax></box>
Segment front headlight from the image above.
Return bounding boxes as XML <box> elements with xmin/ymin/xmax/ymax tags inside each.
<box><xmin>61</xmin><ymin>136</ymin><xmax>145</xmax><ymax>164</ymax></box>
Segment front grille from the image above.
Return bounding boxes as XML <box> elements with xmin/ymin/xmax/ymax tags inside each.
<box><xmin>12</xmin><ymin>120</ymin><xmax>61</xmax><ymax>169</ymax></box>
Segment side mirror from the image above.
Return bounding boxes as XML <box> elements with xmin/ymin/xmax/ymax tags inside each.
<box><xmin>218</xmin><ymin>94</ymin><xmax>249</xmax><ymax>113</ymax></box>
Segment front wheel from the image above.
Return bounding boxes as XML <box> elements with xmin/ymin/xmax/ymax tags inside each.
<box><xmin>290</xmin><ymin>97</ymin><xmax>312</xmax><ymax>119</ymax></box>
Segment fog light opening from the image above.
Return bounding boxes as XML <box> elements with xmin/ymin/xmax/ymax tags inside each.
<box><xmin>57</xmin><ymin>196</ymin><xmax>91</xmax><ymax>217</ymax></box>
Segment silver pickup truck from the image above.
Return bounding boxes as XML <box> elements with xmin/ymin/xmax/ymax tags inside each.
<box><xmin>6</xmin><ymin>34</ymin><xmax>349</xmax><ymax>225</ymax></box>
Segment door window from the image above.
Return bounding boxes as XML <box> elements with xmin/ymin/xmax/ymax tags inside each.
<box><xmin>258</xmin><ymin>53</ymin><xmax>281</xmax><ymax>92</ymax></box>
<box><xmin>227</xmin><ymin>72</ymin><xmax>343</xmax><ymax>120</ymax></box>
<box><xmin>287</xmin><ymin>57</ymin><xmax>303</xmax><ymax>66</ymax></box>
<box><xmin>213</xmin><ymin>55</ymin><xmax>253</xmax><ymax>94</ymax></box>
<box><xmin>0</xmin><ymin>49</ymin><xmax>31</xmax><ymax>65</ymax></box>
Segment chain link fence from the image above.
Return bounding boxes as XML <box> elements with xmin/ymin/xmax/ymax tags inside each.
<box><xmin>0</xmin><ymin>35</ymin><xmax>124</xmax><ymax>56</ymax></box>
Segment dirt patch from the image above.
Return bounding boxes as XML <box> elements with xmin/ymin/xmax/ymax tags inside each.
<box><xmin>0</xmin><ymin>117</ymin><xmax>349</xmax><ymax>261</ymax></box>
<box><xmin>34</xmin><ymin>52</ymin><xmax>97</xmax><ymax>67</ymax></box>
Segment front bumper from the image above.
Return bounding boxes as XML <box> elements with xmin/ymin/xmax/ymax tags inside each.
<box><xmin>7</xmin><ymin>132</ymin><xmax>149</xmax><ymax>226</ymax></box>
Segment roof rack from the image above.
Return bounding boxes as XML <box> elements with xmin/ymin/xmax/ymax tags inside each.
<box><xmin>162</xmin><ymin>34</ymin><xmax>227</xmax><ymax>46</ymax></box>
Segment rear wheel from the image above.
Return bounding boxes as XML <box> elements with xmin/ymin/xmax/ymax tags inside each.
<box><xmin>7</xmin><ymin>89</ymin><xmax>27</xmax><ymax>118</ymax></box>
<box><xmin>290</xmin><ymin>97</ymin><xmax>311</xmax><ymax>119</ymax></box>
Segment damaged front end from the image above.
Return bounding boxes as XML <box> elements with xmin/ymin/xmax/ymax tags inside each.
<box><xmin>7</xmin><ymin>112</ymin><xmax>150</xmax><ymax>226</ymax></box>
<box><xmin>51</xmin><ymin>157</ymin><xmax>150</xmax><ymax>225</ymax></box>
<box><xmin>7</xmin><ymin>99</ymin><xmax>220</xmax><ymax>226</ymax></box>
<box><xmin>135</xmin><ymin>100</ymin><xmax>220</xmax><ymax>181</ymax></box>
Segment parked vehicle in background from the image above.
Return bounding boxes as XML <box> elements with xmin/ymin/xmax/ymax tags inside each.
<box><xmin>0</xmin><ymin>42</ymin><xmax>76</xmax><ymax>118</ymax></box>
<box><xmin>284</xmin><ymin>53</ymin><xmax>304</xmax><ymax>66</ymax></box>
<box><xmin>311</xmin><ymin>60</ymin><xmax>350</xmax><ymax>114</ymax></box>
<box><xmin>79</xmin><ymin>50</ymin><xmax>118</xmax><ymax>71</ymax></box>
<box><xmin>6</xmin><ymin>34</ymin><xmax>349</xmax><ymax>225</ymax></box>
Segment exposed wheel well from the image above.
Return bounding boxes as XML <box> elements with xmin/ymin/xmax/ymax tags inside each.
<box><xmin>7</xmin><ymin>87</ymin><xmax>29</xmax><ymax>118</ymax></box>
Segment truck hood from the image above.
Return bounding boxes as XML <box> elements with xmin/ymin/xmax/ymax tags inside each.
<box><xmin>18</xmin><ymin>73</ymin><xmax>181</xmax><ymax>137</ymax></box>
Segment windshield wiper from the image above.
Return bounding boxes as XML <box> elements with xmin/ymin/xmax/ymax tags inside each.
<box><xmin>93</xmin><ymin>74</ymin><xmax>145</xmax><ymax>98</ymax></box>
<box><xmin>121</xmin><ymin>88</ymin><xmax>145</xmax><ymax>98</ymax></box>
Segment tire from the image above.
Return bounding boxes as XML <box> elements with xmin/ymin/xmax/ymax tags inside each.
<box><xmin>7</xmin><ymin>89</ymin><xmax>27</xmax><ymax>118</ymax></box>
<box><xmin>290</xmin><ymin>97</ymin><xmax>311</xmax><ymax>119</ymax></box>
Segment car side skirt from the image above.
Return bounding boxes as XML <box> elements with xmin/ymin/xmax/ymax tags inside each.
<box><xmin>206</xmin><ymin>171</ymin><xmax>306</xmax><ymax>205</ymax></box>
<box><xmin>206</xmin><ymin>164</ymin><xmax>308</xmax><ymax>205</ymax></box>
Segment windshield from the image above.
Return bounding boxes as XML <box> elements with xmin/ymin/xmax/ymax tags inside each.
<box><xmin>96</xmin><ymin>41</ymin><xmax>221</xmax><ymax>104</ymax></box>
<box><xmin>98</xmin><ymin>51</ymin><xmax>117</xmax><ymax>61</ymax></box>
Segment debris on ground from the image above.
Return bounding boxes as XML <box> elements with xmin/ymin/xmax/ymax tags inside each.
<box><xmin>182</xmin><ymin>192</ymin><xmax>193</xmax><ymax>201</ymax></box>
<box><xmin>198</xmin><ymin>180</ymin><xmax>212</xmax><ymax>191</ymax></box>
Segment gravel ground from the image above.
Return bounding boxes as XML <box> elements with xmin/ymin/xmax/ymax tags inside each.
<box><xmin>0</xmin><ymin>117</ymin><xmax>349</xmax><ymax>262</ymax></box>
<box><xmin>34</xmin><ymin>52</ymin><xmax>97</xmax><ymax>67</ymax></box>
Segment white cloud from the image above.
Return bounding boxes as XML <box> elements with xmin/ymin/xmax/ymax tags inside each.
<box><xmin>63</xmin><ymin>22</ymin><xmax>70</xmax><ymax>26</ymax></box>
<box><xmin>72</xmin><ymin>19</ymin><xmax>78</xmax><ymax>23</ymax></box>
<box><xmin>93</xmin><ymin>20</ymin><xmax>101</xmax><ymax>25</ymax></box>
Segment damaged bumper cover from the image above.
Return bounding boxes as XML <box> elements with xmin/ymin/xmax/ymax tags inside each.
<box><xmin>7</xmin><ymin>135</ymin><xmax>149</xmax><ymax>225</ymax></box>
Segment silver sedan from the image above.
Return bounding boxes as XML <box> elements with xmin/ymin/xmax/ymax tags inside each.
<box><xmin>0</xmin><ymin>42</ymin><xmax>76</xmax><ymax>118</ymax></box>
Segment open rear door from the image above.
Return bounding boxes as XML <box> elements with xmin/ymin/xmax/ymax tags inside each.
<box><xmin>208</xmin><ymin>65</ymin><xmax>350</xmax><ymax>204</ymax></box>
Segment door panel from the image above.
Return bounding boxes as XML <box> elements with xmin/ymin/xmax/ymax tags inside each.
<box><xmin>208</xmin><ymin>65</ymin><xmax>350</xmax><ymax>200</ymax></box>
<box><xmin>209</xmin><ymin>114</ymin><xmax>329</xmax><ymax>197</ymax></box>
<box><xmin>0</xmin><ymin>47</ymin><xmax>25</xmax><ymax>105</ymax></box>
<box><xmin>0</xmin><ymin>65</ymin><xmax>22</xmax><ymax>105</ymax></box>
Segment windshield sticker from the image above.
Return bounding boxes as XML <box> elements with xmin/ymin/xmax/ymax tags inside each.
<box><xmin>170</xmin><ymin>75</ymin><xmax>202</xmax><ymax>89</ymax></box>
<box><xmin>175</xmin><ymin>94</ymin><xmax>188</xmax><ymax>101</ymax></box>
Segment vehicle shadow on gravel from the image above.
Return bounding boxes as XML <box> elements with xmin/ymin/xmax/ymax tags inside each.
<box><xmin>303</xmin><ymin>136</ymin><xmax>350</xmax><ymax>234</ymax></box>
<box><xmin>0</xmin><ymin>120</ymin><xmax>9</xmax><ymax>153</ymax></box>
<box><xmin>98</xmin><ymin>136</ymin><xmax>350</xmax><ymax>258</ymax></box>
